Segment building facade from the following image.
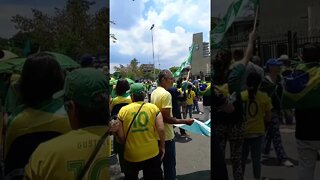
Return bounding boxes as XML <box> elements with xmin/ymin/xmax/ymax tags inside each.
<box><xmin>191</xmin><ymin>32</ymin><xmax>211</xmax><ymax>80</ymax></box>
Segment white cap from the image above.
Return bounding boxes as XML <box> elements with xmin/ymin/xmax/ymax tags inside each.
<box><xmin>278</xmin><ymin>54</ymin><xmax>289</xmax><ymax>60</ymax></box>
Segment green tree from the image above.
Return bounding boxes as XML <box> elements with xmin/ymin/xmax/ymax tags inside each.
<box><xmin>114</xmin><ymin>58</ymin><xmax>144</xmax><ymax>80</ymax></box>
<box><xmin>11</xmin><ymin>0</ymin><xmax>107</xmax><ymax>59</ymax></box>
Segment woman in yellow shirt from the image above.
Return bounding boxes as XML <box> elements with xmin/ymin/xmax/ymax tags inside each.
<box><xmin>185</xmin><ymin>83</ymin><xmax>196</xmax><ymax>118</ymax></box>
<box><xmin>241</xmin><ymin>72</ymin><xmax>272</xmax><ymax>180</ymax></box>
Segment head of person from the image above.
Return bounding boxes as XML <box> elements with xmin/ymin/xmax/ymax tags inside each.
<box><xmin>20</xmin><ymin>52</ymin><xmax>64</xmax><ymax>107</ymax></box>
<box><xmin>246</xmin><ymin>72</ymin><xmax>262</xmax><ymax>103</ymax></box>
<box><xmin>187</xmin><ymin>83</ymin><xmax>192</xmax><ymax>93</ymax></box>
<box><xmin>251</xmin><ymin>56</ymin><xmax>261</xmax><ymax>66</ymax></box>
<box><xmin>302</xmin><ymin>43</ymin><xmax>320</xmax><ymax>63</ymax></box>
<box><xmin>193</xmin><ymin>79</ymin><xmax>199</xmax><ymax>86</ymax></box>
<box><xmin>158</xmin><ymin>69</ymin><xmax>174</xmax><ymax>89</ymax></box>
<box><xmin>265</xmin><ymin>58</ymin><xmax>283</xmax><ymax>75</ymax></box>
<box><xmin>127</xmin><ymin>83</ymin><xmax>146</xmax><ymax>102</ymax></box>
<box><xmin>57</xmin><ymin>68</ymin><xmax>109</xmax><ymax>129</ymax></box>
<box><xmin>278</xmin><ymin>54</ymin><xmax>291</xmax><ymax>67</ymax></box>
<box><xmin>115</xmin><ymin>78</ymin><xmax>130</xmax><ymax>96</ymax></box>
<box><xmin>233</xmin><ymin>49</ymin><xmax>244</xmax><ymax>62</ymax></box>
<box><xmin>80</xmin><ymin>54</ymin><xmax>94</xmax><ymax>68</ymax></box>
<box><xmin>176</xmin><ymin>77</ymin><xmax>182</xmax><ymax>88</ymax></box>
<box><xmin>213</xmin><ymin>49</ymin><xmax>232</xmax><ymax>85</ymax></box>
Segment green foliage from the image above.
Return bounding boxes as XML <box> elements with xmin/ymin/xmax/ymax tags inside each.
<box><xmin>10</xmin><ymin>0</ymin><xmax>107</xmax><ymax>59</ymax></box>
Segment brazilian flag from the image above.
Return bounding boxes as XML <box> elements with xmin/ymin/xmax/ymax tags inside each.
<box><xmin>282</xmin><ymin>62</ymin><xmax>320</xmax><ymax>108</ymax></box>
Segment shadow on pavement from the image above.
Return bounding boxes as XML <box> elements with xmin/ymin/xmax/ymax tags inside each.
<box><xmin>174</xmin><ymin>132</ymin><xmax>193</xmax><ymax>143</ymax></box>
<box><xmin>176</xmin><ymin>170</ymin><xmax>210</xmax><ymax>180</ymax></box>
<box><xmin>261</xmin><ymin>157</ymin><xmax>298</xmax><ymax>166</ymax></box>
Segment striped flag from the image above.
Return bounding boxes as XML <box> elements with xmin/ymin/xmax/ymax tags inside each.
<box><xmin>210</xmin><ymin>0</ymin><xmax>259</xmax><ymax>48</ymax></box>
<box><xmin>173</xmin><ymin>44</ymin><xmax>194</xmax><ymax>78</ymax></box>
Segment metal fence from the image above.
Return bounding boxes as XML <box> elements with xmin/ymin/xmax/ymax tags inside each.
<box><xmin>225</xmin><ymin>31</ymin><xmax>320</xmax><ymax>65</ymax></box>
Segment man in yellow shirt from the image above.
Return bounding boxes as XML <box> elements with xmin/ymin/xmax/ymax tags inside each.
<box><xmin>111</xmin><ymin>83</ymin><xmax>165</xmax><ymax>180</ymax></box>
<box><xmin>24</xmin><ymin>68</ymin><xmax>110</xmax><ymax>180</ymax></box>
<box><xmin>151</xmin><ymin>69</ymin><xmax>194</xmax><ymax>180</ymax></box>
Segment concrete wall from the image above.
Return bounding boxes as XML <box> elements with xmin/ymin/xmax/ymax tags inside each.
<box><xmin>259</xmin><ymin>0</ymin><xmax>320</xmax><ymax>39</ymax></box>
<box><xmin>191</xmin><ymin>33</ymin><xmax>211</xmax><ymax>78</ymax></box>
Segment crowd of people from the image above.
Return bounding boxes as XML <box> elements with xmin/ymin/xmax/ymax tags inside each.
<box><xmin>0</xmin><ymin>53</ymin><xmax>110</xmax><ymax>179</ymax></box>
<box><xmin>213</xmin><ymin>27</ymin><xmax>320</xmax><ymax>180</ymax></box>
<box><xmin>109</xmin><ymin>69</ymin><xmax>212</xmax><ymax>180</ymax></box>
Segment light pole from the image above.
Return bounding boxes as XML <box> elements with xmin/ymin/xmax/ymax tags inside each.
<box><xmin>150</xmin><ymin>24</ymin><xmax>155</xmax><ymax>80</ymax></box>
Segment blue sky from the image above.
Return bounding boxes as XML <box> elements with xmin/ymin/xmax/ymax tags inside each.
<box><xmin>110</xmin><ymin>0</ymin><xmax>210</xmax><ymax>73</ymax></box>
<box><xmin>0</xmin><ymin>0</ymin><xmax>105</xmax><ymax>39</ymax></box>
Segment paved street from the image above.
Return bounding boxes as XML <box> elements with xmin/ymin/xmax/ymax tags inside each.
<box><xmin>225</xmin><ymin>124</ymin><xmax>320</xmax><ymax>180</ymax></box>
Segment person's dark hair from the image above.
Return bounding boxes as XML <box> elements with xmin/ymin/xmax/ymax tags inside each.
<box><xmin>158</xmin><ymin>69</ymin><xmax>171</xmax><ymax>83</ymax></box>
<box><xmin>176</xmin><ymin>78</ymin><xmax>182</xmax><ymax>88</ymax></box>
<box><xmin>302</xmin><ymin>43</ymin><xmax>320</xmax><ymax>62</ymax></box>
<box><xmin>187</xmin><ymin>84</ymin><xmax>192</xmax><ymax>94</ymax></box>
<box><xmin>246</xmin><ymin>72</ymin><xmax>261</xmax><ymax>117</ymax></box>
<box><xmin>65</xmin><ymin>92</ymin><xmax>109</xmax><ymax>128</ymax></box>
<box><xmin>115</xmin><ymin>79</ymin><xmax>130</xmax><ymax>96</ymax></box>
<box><xmin>132</xmin><ymin>92</ymin><xmax>145</xmax><ymax>102</ymax></box>
<box><xmin>80</xmin><ymin>54</ymin><xmax>94</xmax><ymax>68</ymax></box>
<box><xmin>20</xmin><ymin>52</ymin><xmax>64</xmax><ymax>107</ymax></box>
<box><xmin>233</xmin><ymin>49</ymin><xmax>244</xmax><ymax>61</ymax></box>
<box><xmin>213</xmin><ymin>49</ymin><xmax>232</xmax><ymax>85</ymax></box>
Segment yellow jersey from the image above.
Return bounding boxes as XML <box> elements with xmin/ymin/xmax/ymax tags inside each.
<box><xmin>118</xmin><ymin>102</ymin><xmax>160</xmax><ymax>162</ymax></box>
<box><xmin>186</xmin><ymin>90</ymin><xmax>196</xmax><ymax>105</ymax></box>
<box><xmin>24</xmin><ymin>126</ymin><xmax>110</xmax><ymax>180</ymax></box>
<box><xmin>151</xmin><ymin>86</ymin><xmax>174</xmax><ymax>141</ymax></box>
<box><xmin>241</xmin><ymin>91</ymin><xmax>273</xmax><ymax>136</ymax></box>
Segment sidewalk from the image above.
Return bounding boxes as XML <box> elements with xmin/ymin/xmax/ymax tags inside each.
<box><xmin>226</xmin><ymin>124</ymin><xmax>320</xmax><ymax>180</ymax></box>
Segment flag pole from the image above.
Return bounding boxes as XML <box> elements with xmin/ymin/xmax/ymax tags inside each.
<box><xmin>253</xmin><ymin>5</ymin><xmax>259</xmax><ymax>31</ymax></box>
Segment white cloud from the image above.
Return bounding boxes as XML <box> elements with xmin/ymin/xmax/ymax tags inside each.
<box><xmin>110</xmin><ymin>0</ymin><xmax>209</xmax><ymax>69</ymax></box>
<box><xmin>110</xmin><ymin>63</ymin><xmax>121</xmax><ymax>74</ymax></box>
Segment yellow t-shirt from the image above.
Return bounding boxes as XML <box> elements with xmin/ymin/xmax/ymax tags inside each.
<box><xmin>241</xmin><ymin>91</ymin><xmax>273</xmax><ymax>136</ymax></box>
<box><xmin>186</xmin><ymin>90</ymin><xmax>196</xmax><ymax>105</ymax></box>
<box><xmin>24</xmin><ymin>126</ymin><xmax>110</xmax><ymax>180</ymax></box>
<box><xmin>5</xmin><ymin>102</ymin><xmax>72</xmax><ymax>157</ymax></box>
<box><xmin>151</xmin><ymin>86</ymin><xmax>174</xmax><ymax>141</ymax></box>
<box><xmin>118</xmin><ymin>102</ymin><xmax>160</xmax><ymax>162</ymax></box>
<box><xmin>110</xmin><ymin>95</ymin><xmax>132</xmax><ymax>111</ymax></box>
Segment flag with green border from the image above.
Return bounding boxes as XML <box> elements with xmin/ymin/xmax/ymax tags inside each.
<box><xmin>173</xmin><ymin>44</ymin><xmax>195</xmax><ymax>78</ymax></box>
<box><xmin>210</xmin><ymin>0</ymin><xmax>259</xmax><ymax>48</ymax></box>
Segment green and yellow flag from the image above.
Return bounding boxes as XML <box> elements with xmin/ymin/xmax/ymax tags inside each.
<box><xmin>210</xmin><ymin>0</ymin><xmax>259</xmax><ymax>48</ymax></box>
<box><xmin>173</xmin><ymin>44</ymin><xmax>194</xmax><ymax>78</ymax></box>
<box><xmin>282</xmin><ymin>62</ymin><xmax>320</xmax><ymax>108</ymax></box>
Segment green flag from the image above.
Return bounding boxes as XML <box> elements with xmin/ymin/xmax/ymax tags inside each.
<box><xmin>210</xmin><ymin>0</ymin><xmax>259</xmax><ymax>48</ymax></box>
<box><xmin>173</xmin><ymin>44</ymin><xmax>194</xmax><ymax>78</ymax></box>
<box><xmin>23</xmin><ymin>39</ymin><xmax>31</xmax><ymax>57</ymax></box>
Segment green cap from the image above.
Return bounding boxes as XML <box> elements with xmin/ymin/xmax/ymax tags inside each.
<box><xmin>54</xmin><ymin>68</ymin><xmax>108</xmax><ymax>108</ymax></box>
<box><xmin>126</xmin><ymin>83</ymin><xmax>146</xmax><ymax>95</ymax></box>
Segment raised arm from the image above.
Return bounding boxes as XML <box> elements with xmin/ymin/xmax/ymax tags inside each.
<box><xmin>239</xmin><ymin>30</ymin><xmax>257</xmax><ymax>66</ymax></box>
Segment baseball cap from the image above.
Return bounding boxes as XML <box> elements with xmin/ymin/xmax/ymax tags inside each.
<box><xmin>126</xmin><ymin>83</ymin><xmax>146</xmax><ymax>95</ymax></box>
<box><xmin>278</xmin><ymin>54</ymin><xmax>289</xmax><ymax>60</ymax></box>
<box><xmin>266</xmin><ymin>58</ymin><xmax>283</xmax><ymax>67</ymax></box>
<box><xmin>53</xmin><ymin>68</ymin><xmax>108</xmax><ymax>108</ymax></box>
